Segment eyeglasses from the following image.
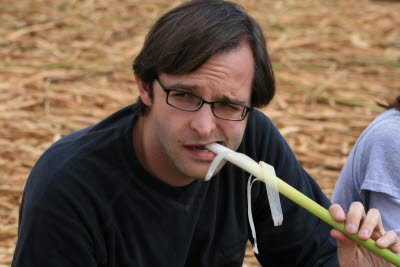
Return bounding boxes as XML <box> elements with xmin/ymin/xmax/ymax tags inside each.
<box><xmin>155</xmin><ymin>77</ymin><xmax>253</xmax><ymax>121</ymax></box>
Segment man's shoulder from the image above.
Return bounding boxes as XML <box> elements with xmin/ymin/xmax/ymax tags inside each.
<box><xmin>249</xmin><ymin>109</ymin><xmax>272</xmax><ymax>123</ymax></box>
<box><xmin>24</xmin><ymin>105</ymin><xmax>136</xmax><ymax>198</ymax></box>
<box><xmin>52</xmin><ymin>104</ymin><xmax>136</xmax><ymax>146</ymax></box>
<box><xmin>243</xmin><ymin>109</ymin><xmax>274</xmax><ymax>138</ymax></box>
<box><xmin>239</xmin><ymin>109</ymin><xmax>286</xmax><ymax>159</ymax></box>
<box><xmin>44</xmin><ymin>105</ymin><xmax>134</xmax><ymax>163</ymax></box>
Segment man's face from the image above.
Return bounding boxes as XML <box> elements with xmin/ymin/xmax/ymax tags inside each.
<box><xmin>141</xmin><ymin>43</ymin><xmax>254</xmax><ymax>185</ymax></box>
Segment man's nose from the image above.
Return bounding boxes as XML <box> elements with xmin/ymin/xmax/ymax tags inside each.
<box><xmin>190</xmin><ymin>103</ymin><xmax>217</xmax><ymax>138</ymax></box>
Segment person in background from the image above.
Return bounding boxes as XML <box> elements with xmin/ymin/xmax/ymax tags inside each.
<box><xmin>12</xmin><ymin>1</ymin><xmax>400</xmax><ymax>266</ymax></box>
<box><xmin>332</xmin><ymin>96</ymin><xmax>400</xmax><ymax>237</ymax></box>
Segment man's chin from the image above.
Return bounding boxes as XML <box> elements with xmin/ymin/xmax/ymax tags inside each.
<box><xmin>187</xmin><ymin>164</ymin><xmax>226</xmax><ymax>181</ymax></box>
<box><xmin>174</xmin><ymin>155</ymin><xmax>227</xmax><ymax>181</ymax></box>
<box><xmin>179</xmin><ymin>167</ymin><xmax>209</xmax><ymax>181</ymax></box>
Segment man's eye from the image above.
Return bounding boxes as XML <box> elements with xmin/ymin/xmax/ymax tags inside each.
<box><xmin>171</xmin><ymin>92</ymin><xmax>187</xmax><ymax>97</ymax></box>
<box><xmin>171</xmin><ymin>91</ymin><xmax>190</xmax><ymax>98</ymax></box>
<box><xmin>221</xmin><ymin>102</ymin><xmax>241</xmax><ymax>111</ymax></box>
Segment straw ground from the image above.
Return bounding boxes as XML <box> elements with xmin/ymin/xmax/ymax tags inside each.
<box><xmin>0</xmin><ymin>0</ymin><xmax>399</xmax><ymax>266</ymax></box>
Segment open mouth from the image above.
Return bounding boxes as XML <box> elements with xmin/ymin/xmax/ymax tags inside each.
<box><xmin>189</xmin><ymin>142</ymin><xmax>223</xmax><ymax>152</ymax></box>
<box><xmin>191</xmin><ymin>146</ymin><xmax>209</xmax><ymax>151</ymax></box>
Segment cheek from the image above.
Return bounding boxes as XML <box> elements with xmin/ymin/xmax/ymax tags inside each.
<box><xmin>233</xmin><ymin>124</ymin><xmax>246</xmax><ymax>141</ymax></box>
<box><xmin>222</xmin><ymin>121</ymin><xmax>247</xmax><ymax>145</ymax></box>
<box><xmin>155</xmin><ymin>108</ymin><xmax>189</xmax><ymax>139</ymax></box>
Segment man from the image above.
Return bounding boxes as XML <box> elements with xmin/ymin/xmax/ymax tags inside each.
<box><xmin>12</xmin><ymin>1</ymin><xmax>400</xmax><ymax>266</ymax></box>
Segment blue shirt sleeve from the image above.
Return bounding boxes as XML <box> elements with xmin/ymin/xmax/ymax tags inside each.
<box><xmin>332</xmin><ymin>109</ymin><xmax>400</xmax><ymax>234</ymax></box>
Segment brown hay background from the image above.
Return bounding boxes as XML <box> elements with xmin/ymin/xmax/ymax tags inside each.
<box><xmin>0</xmin><ymin>0</ymin><xmax>399</xmax><ymax>266</ymax></box>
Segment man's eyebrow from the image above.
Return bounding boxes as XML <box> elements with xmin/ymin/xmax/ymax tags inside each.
<box><xmin>167</xmin><ymin>82</ymin><xmax>247</xmax><ymax>105</ymax></box>
<box><xmin>219</xmin><ymin>95</ymin><xmax>246</xmax><ymax>105</ymax></box>
<box><xmin>166</xmin><ymin>83</ymin><xmax>199</xmax><ymax>91</ymax></box>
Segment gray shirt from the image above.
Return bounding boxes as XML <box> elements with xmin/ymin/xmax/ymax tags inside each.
<box><xmin>332</xmin><ymin>108</ymin><xmax>400</xmax><ymax>236</ymax></box>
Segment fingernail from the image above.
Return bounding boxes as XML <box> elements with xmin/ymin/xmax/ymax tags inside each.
<box><xmin>346</xmin><ymin>223</ymin><xmax>357</xmax><ymax>233</ymax></box>
<box><xmin>359</xmin><ymin>229</ymin><xmax>369</xmax><ymax>237</ymax></box>
<box><xmin>335</xmin><ymin>211</ymin><xmax>343</xmax><ymax>218</ymax></box>
<box><xmin>378</xmin><ymin>238</ymin><xmax>387</xmax><ymax>247</ymax></box>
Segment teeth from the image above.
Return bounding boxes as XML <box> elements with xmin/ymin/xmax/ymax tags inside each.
<box><xmin>192</xmin><ymin>146</ymin><xmax>209</xmax><ymax>152</ymax></box>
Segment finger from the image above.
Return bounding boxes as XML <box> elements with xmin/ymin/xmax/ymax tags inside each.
<box><xmin>346</xmin><ymin>202</ymin><xmax>366</xmax><ymax>235</ymax></box>
<box><xmin>330</xmin><ymin>229</ymin><xmax>358</xmax><ymax>264</ymax></box>
<box><xmin>376</xmin><ymin>230</ymin><xmax>400</xmax><ymax>251</ymax></box>
<box><xmin>358</xmin><ymin>208</ymin><xmax>383</xmax><ymax>241</ymax></box>
<box><xmin>329</xmin><ymin>203</ymin><xmax>346</xmax><ymax>222</ymax></box>
<box><xmin>370</xmin><ymin>230</ymin><xmax>383</xmax><ymax>241</ymax></box>
<box><xmin>330</xmin><ymin>229</ymin><xmax>355</xmax><ymax>245</ymax></box>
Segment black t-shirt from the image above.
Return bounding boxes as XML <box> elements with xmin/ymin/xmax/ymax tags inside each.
<box><xmin>12</xmin><ymin>105</ymin><xmax>338</xmax><ymax>266</ymax></box>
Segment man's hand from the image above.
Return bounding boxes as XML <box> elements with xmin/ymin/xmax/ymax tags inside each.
<box><xmin>329</xmin><ymin>202</ymin><xmax>400</xmax><ymax>267</ymax></box>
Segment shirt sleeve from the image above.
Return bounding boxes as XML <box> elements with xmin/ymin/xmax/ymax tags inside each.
<box><xmin>359</xmin><ymin>118</ymin><xmax>400</xmax><ymax>200</ymax></box>
<box><xmin>244</xmin><ymin>112</ymin><xmax>338</xmax><ymax>266</ymax></box>
<box><xmin>332</xmin><ymin>110</ymin><xmax>400</xmax><ymax>216</ymax></box>
<box><xmin>358</xmin><ymin>123</ymin><xmax>400</xmax><ymax>237</ymax></box>
<box><xmin>369</xmin><ymin>191</ymin><xmax>400</xmax><ymax>237</ymax></box>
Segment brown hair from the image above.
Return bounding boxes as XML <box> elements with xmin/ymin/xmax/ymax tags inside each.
<box><xmin>377</xmin><ymin>96</ymin><xmax>400</xmax><ymax>111</ymax></box>
<box><xmin>132</xmin><ymin>0</ymin><xmax>275</xmax><ymax>116</ymax></box>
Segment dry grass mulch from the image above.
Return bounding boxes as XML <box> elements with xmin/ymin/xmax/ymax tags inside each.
<box><xmin>1</xmin><ymin>0</ymin><xmax>399</xmax><ymax>266</ymax></box>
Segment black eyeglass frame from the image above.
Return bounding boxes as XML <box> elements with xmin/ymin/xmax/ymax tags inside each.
<box><xmin>155</xmin><ymin>77</ymin><xmax>253</xmax><ymax>121</ymax></box>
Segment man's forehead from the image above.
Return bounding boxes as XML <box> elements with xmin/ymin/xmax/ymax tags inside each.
<box><xmin>163</xmin><ymin>43</ymin><xmax>253</xmax><ymax>80</ymax></box>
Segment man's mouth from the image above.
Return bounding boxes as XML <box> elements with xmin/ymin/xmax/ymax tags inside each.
<box><xmin>191</xmin><ymin>146</ymin><xmax>210</xmax><ymax>152</ymax></box>
<box><xmin>184</xmin><ymin>142</ymin><xmax>224</xmax><ymax>161</ymax></box>
<box><xmin>186</xmin><ymin>142</ymin><xmax>224</xmax><ymax>152</ymax></box>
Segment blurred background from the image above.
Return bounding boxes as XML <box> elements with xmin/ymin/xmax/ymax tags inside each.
<box><xmin>0</xmin><ymin>0</ymin><xmax>399</xmax><ymax>266</ymax></box>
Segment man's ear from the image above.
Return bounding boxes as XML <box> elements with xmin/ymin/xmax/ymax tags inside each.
<box><xmin>135</xmin><ymin>74</ymin><xmax>152</xmax><ymax>106</ymax></box>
